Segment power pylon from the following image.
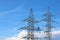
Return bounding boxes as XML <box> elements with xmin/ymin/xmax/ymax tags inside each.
<box><xmin>42</xmin><ymin>7</ymin><xmax>54</xmax><ymax>40</ymax></box>
<box><xmin>19</xmin><ymin>8</ymin><xmax>41</xmax><ymax>40</ymax></box>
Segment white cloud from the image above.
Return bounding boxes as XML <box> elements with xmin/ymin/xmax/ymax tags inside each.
<box><xmin>5</xmin><ymin>30</ymin><xmax>27</xmax><ymax>40</ymax></box>
<box><xmin>3</xmin><ymin>30</ymin><xmax>60</xmax><ymax>40</ymax></box>
<box><xmin>52</xmin><ymin>31</ymin><xmax>60</xmax><ymax>37</ymax></box>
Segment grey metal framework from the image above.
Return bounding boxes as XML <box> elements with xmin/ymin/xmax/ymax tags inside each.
<box><xmin>19</xmin><ymin>8</ymin><xmax>41</xmax><ymax>40</ymax></box>
<box><xmin>18</xmin><ymin>7</ymin><xmax>55</xmax><ymax>40</ymax></box>
<box><xmin>42</xmin><ymin>7</ymin><xmax>54</xmax><ymax>40</ymax></box>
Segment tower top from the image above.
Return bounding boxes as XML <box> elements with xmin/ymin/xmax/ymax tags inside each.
<box><xmin>30</xmin><ymin>8</ymin><xmax>33</xmax><ymax>14</ymax></box>
<box><xmin>47</xmin><ymin>7</ymin><xmax>50</xmax><ymax>13</ymax></box>
<box><xmin>29</xmin><ymin>8</ymin><xmax>34</xmax><ymax>18</ymax></box>
<box><xmin>30</xmin><ymin>8</ymin><xmax>33</xmax><ymax>11</ymax></box>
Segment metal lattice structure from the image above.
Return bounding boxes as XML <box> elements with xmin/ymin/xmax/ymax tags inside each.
<box><xmin>19</xmin><ymin>8</ymin><xmax>41</xmax><ymax>40</ymax></box>
<box><xmin>42</xmin><ymin>7</ymin><xmax>54</xmax><ymax>40</ymax></box>
<box><xmin>18</xmin><ymin>7</ymin><xmax>55</xmax><ymax>40</ymax></box>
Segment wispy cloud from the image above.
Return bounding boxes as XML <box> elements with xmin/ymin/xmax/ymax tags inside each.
<box><xmin>0</xmin><ymin>0</ymin><xmax>27</xmax><ymax>17</ymax></box>
<box><xmin>0</xmin><ymin>6</ymin><xmax>23</xmax><ymax>17</ymax></box>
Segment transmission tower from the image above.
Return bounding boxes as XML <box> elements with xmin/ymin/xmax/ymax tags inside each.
<box><xmin>42</xmin><ymin>7</ymin><xmax>54</xmax><ymax>40</ymax></box>
<box><xmin>19</xmin><ymin>8</ymin><xmax>41</xmax><ymax>40</ymax></box>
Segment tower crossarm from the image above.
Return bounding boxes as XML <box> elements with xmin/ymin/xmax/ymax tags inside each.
<box><xmin>19</xmin><ymin>26</ymin><xmax>40</xmax><ymax>31</ymax></box>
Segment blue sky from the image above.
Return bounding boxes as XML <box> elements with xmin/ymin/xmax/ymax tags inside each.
<box><xmin>0</xmin><ymin>0</ymin><xmax>60</xmax><ymax>39</ymax></box>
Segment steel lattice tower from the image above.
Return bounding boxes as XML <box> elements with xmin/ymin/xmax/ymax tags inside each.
<box><xmin>19</xmin><ymin>8</ymin><xmax>41</xmax><ymax>40</ymax></box>
<box><xmin>42</xmin><ymin>7</ymin><xmax>54</xmax><ymax>40</ymax></box>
